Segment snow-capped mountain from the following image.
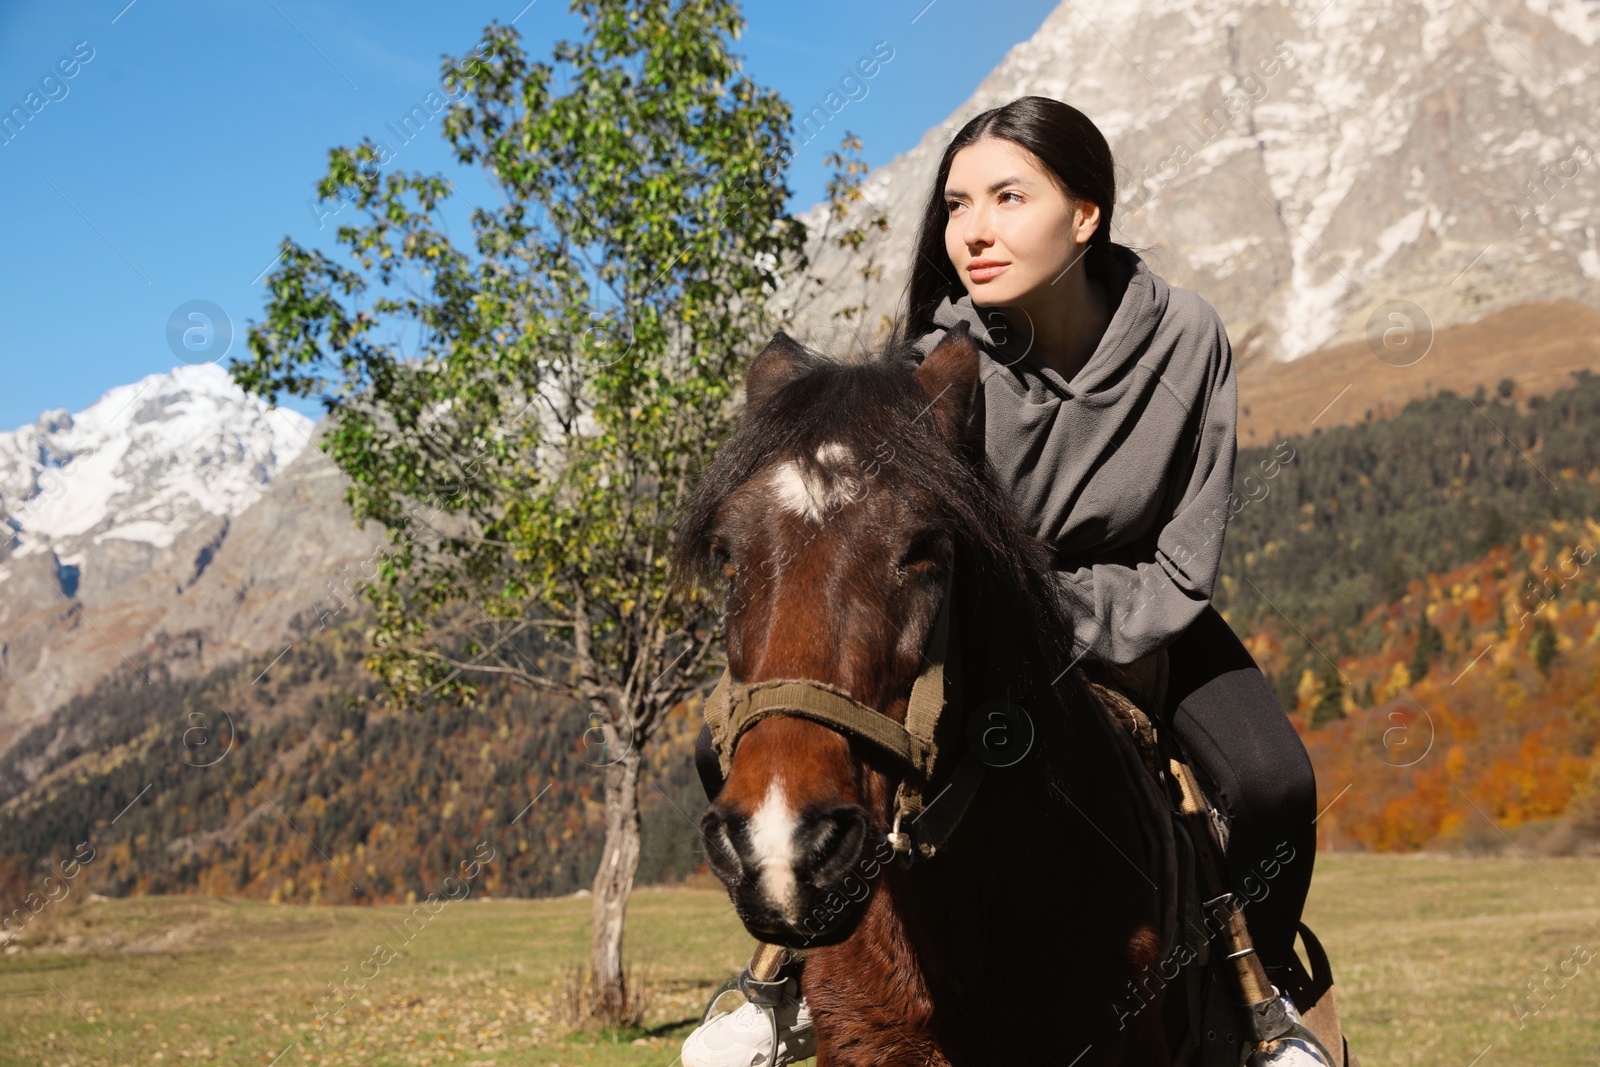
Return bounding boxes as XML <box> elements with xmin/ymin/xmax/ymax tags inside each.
<box><xmin>793</xmin><ymin>0</ymin><xmax>1600</xmax><ymax>366</ymax></box>
<box><xmin>0</xmin><ymin>365</ymin><xmax>380</xmax><ymax>751</ymax></box>
<box><xmin>0</xmin><ymin>363</ymin><xmax>313</xmax><ymax>594</ymax></box>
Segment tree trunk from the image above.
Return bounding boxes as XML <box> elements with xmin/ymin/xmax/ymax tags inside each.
<box><xmin>589</xmin><ymin>727</ymin><xmax>643</xmax><ymax>1024</ymax></box>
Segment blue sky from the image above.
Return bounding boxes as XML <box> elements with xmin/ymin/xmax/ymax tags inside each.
<box><xmin>0</xmin><ymin>0</ymin><xmax>1059</xmax><ymax>429</ymax></box>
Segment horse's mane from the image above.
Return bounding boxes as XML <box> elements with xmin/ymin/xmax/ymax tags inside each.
<box><xmin>670</xmin><ymin>333</ymin><xmax>1081</xmax><ymax>722</ymax></box>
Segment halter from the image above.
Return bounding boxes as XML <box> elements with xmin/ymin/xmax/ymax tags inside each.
<box><xmin>701</xmin><ymin>567</ymin><xmax>987</xmax><ymax>865</ymax></box>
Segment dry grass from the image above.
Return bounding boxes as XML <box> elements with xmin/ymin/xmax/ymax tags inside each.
<box><xmin>1234</xmin><ymin>299</ymin><xmax>1600</xmax><ymax>445</ymax></box>
<box><xmin>2</xmin><ymin>854</ymin><xmax>1598</xmax><ymax>1065</ymax></box>
<box><xmin>556</xmin><ymin>960</ymin><xmax>656</xmax><ymax>1032</ymax></box>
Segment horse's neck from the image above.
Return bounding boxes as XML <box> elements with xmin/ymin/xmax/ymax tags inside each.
<box><xmin>806</xmin><ymin>575</ymin><xmax>1159</xmax><ymax>1060</ymax></box>
<box><xmin>860</xmin><ymin>658</ymin><xmax>1093</xmax><ymax>969</ymax></box>
<box><xmin>849</xmin><ymin>583</ymin><xmax>1136</xmax><ymax>990</ymax></box>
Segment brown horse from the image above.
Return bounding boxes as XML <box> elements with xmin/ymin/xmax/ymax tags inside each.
<box><xmin>671</xmin><ymin>324</ymin><xmax>1178</xmax><ymax>1065</ymax></box>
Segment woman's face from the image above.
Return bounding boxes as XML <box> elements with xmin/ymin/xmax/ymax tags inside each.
<box><xmin>942</xmin><ymin>137</ymin><xmax>1100</xmax><ymax>311</ymax></box>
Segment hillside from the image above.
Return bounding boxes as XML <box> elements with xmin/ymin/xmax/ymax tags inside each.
<box><xmin>0</xmin><ymin>624</ymin><xmax>708</xmax><ymax>911</ymax></box>
<box><xmin>1216</xmin><ymin>369</ymin><xmax>1600</xmax><ymax>639</ymax></box>
<box><xmin>1235</xmin><ymin>299</ymin><xmax>1600</xmax><ymax>444</ymax></box>
<box><xmin>1276</xmin><ymin>518</ymin><xmax>1600</xmax><ymax>853</ymax></box>
<box><xmin>1218</xmin><ymin>373</ymin><xmax>1600</xmax><ymax>853</ymax></box>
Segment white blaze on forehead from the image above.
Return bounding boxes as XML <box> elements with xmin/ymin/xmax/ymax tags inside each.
<box><xmin>747</xmin><ymin>779</ymin><xmax>802</xmax><ymax>922</ymax></box>
<box><xmin>767</xmin><ymin>441</ymin><xmax>857</xmax><ymax>523</ymax></box>
<box><xmin>767</xmin><ymin>460</ymin><xmax>821</xmax><ymax>521</ymax></box>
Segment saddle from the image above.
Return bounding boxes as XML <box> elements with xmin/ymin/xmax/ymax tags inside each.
<box><xmin>1076</xmin><ymin>652</ymin><xmax>1359</xmax><ymax>1067</ymax></box>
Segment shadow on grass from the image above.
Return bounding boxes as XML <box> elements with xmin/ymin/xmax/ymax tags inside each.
<box><xmin>559</xmin><ymin>1014</ymin><xmax>700</xmax><ymax>1045</ymax></box>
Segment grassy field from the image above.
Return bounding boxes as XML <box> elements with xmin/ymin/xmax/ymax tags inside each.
<box><xmin>3</xmin><ymin>853</ymin><xmax>1598</xmax><ymax>1065</ymax></box>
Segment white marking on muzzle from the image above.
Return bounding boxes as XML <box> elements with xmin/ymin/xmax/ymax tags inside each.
<box><xmin>747</xmin><ymin>779</ymin><xmax>802</xmax><ymax>923</ymax></box>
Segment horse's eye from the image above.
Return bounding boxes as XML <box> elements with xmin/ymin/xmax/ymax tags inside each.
<box><xmin>709</xmin><ymin>539</ymin><xmax>735</xmax><ymax>577</ymax></box>
<box><xmin>897</xmin><ymin>530</ymin><xmax>945</xmax><ymax>572</ymax></box>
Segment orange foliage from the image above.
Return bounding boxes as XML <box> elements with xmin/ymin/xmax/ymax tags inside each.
<box><xmin>1257</xmin><ymin>520</ymin><xmax>1600</xmax><ymax>851</ymax></box>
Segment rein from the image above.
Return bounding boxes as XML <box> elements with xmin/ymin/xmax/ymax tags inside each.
<box><xmin>701</xmin><ymin>567</ymin><xmax>985</xmax><ymax>865</ymax></box>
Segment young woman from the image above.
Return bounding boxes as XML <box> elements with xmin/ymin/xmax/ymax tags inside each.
<box><xmin>684</xmin><ymin>95</ymin><xmax>1324</xmax><ymax>1067</ymax></box>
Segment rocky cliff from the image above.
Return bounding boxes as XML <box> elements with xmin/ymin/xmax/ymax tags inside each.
<box><xmin>791</xmin><ymin>0</ymin><xmax>1600</xmax><ymax>369</ymax></box>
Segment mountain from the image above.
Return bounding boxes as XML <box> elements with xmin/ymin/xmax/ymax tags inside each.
<box><xmin>9</xmin><ymin>0</ymin><xmax>1599</xmax><ymax>751</ymax></box>
<box><xmin>0</xmin><ymin>364</ymin><xmax>313</xmax><ymax>569</ymax></box>
<box><xmin>793</xmin><ymin>0</ymin><xmax>1600</xmax><ymax>371</ymax></box>
<box><xmin>0</xmin><ymin>365</ymin><xmax>383</xmax><ymax>750</ymax></box>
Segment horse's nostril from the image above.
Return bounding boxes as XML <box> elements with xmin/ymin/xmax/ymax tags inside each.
<box><xmin>699</xmin><ymin>808</ymin><xmax>743</xmax><ymax>882</ymax></box>
<box><xmin>803</xmin><ymin>807</ymin><xmax>869</xmax><ymax>886</ymax></box>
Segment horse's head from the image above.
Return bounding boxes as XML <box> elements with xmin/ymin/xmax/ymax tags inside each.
<box><xmin>672</xmin><ymin>323</ymin><xmax>1067</xmax><ymax>948</ymax></box>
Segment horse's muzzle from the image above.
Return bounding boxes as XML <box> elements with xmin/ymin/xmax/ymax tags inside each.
<box><xmin>701</xmin><ymin>801</ymin><xmax>877</xmax><ymax>948</ymax></box>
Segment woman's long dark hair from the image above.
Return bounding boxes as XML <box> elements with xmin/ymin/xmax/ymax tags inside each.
<box><xmin>899</xmin><ymin>96</ymin><xmax>1121</xmax><ymax>343</ymax></box>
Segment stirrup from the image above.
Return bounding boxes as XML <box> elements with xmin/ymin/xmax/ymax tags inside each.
<box><xmin>1264</xmin><ymin>1023</ymin><xmax>1338</xmax><ymax>1067</ymax></box>
<box><xmin>1241</xmin><ymin>989</ymin><xmax>1338</xmax><ymax>1066</ymax></box>
<box><xmin>697</xmin><ymin>944</ymin><xmax>799</xmax><ymax>1051</ymax></box>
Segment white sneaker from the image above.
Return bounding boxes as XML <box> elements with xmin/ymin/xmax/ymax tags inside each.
<box><xmin>681</xmin><ymin>977</ymin><xmax>816</xmax><ymax>1067</ymax></box>
<box><xmin>1251</xmin><ymin>990</ymin><xmax>1335</xmax><ymax>1066</ymax></box>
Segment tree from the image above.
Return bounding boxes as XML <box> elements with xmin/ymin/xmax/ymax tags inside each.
<box><xmin>1310</xmin><ymin>659</ymin><xmax>1346</xmax><ymax>729</ymax></box>
<box><xmin>1529</xmin><ymin>615</ymin><xmax>1558</xmax><ymax>678</ymax></box>
<box><xmin>799</xmin><ymin>131</ymin><xmax>891</xmax><ymax>338</ymax></box>
<box><xmin>1409</xmin><ymin>607</ymin><xmax>1443</xmax><ymax>683</ymax></box>
<box><xmin>1476</xmin><ymin>505</ymin><xmax>1511</xmax><ymax>552</ymax></box>
<box><xmin>235</xmin><ymin>0</ymin><xmax>807</xmax><ymax>1022</ymax></box>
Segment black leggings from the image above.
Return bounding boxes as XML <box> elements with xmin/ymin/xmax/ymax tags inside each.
<box><xmin>1161</xmin><ymin>604</ymin><xmax>1317</xmax><ymax>984</ymax></box>
<box><xmin>692</xmin><ymin>604</ymin><xmax>1316</xmax><ymax>982</ymax></box>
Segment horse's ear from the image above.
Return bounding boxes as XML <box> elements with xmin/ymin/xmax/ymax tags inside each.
<box><xmin>744</xmin><ymin>332</ymin><xmax>811</xmax><ymax>413</ymax></box>
<box><xmin>913</xmin><ymin>321</ymin><xmax>982</xmax><ymax>449</ymax></box>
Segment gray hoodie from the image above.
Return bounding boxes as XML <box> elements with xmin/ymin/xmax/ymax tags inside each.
<box><xmin>909</xmin><ymin>244</ymin><xmax>1238</xmax><ymax>666</ymax></box>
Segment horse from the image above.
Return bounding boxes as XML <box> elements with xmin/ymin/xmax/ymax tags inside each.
<box><xmin>669</xmin><ymin>323</ymin><xmax>1187</xmax><ymax>1065</ymax></box>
